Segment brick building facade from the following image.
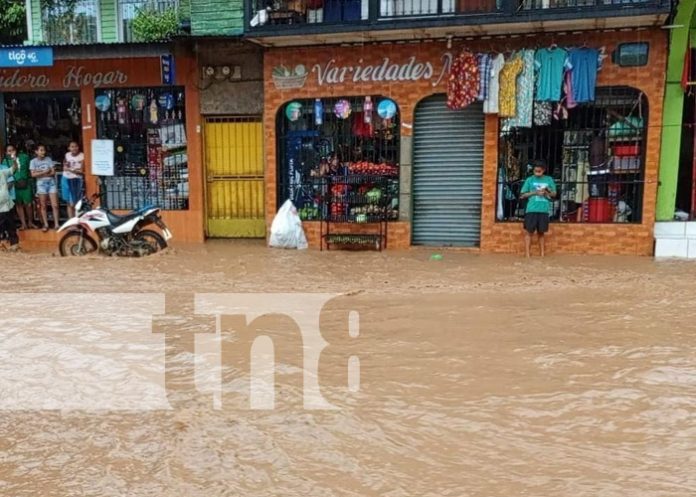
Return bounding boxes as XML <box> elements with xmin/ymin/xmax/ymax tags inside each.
<box><xmin>264</xmin><ymin>29</ymin><xmax>666</xmax><ymax>255</ymax></box>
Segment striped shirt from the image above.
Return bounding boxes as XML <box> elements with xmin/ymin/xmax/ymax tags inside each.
<box><xmin>477</xmin><ymin>53</ymin><xmax>492</xmax><ymax>102</ymax></box>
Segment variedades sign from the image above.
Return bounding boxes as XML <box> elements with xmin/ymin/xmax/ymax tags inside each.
<box><xmin>0</xmin><ymin>47</ymin><xmax>53</xmax><ymax>68</ymax></box>
<box><xmin>270</xmin><ymin>53</ymin><xmax>454</xmax><ymax>90</ymax></box>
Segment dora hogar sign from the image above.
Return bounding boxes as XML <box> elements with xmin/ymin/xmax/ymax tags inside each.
<box><xmin>0</xmin><ymin>65</ymin><xmax>129</xmax><ymax>90</ymax></box>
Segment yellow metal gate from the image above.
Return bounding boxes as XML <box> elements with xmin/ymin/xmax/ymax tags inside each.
<box><xmin>204</xmin><ymin>117</ymin><xmax>265</xmax><ymax>238</ymax></box>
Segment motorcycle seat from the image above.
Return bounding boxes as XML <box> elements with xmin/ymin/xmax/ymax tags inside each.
<box><xmin>105</xmin><ymin>210</ymin><xmax>146</xmax><ymax>227</ymax></box>
<box><xmin>104</xmin><ymin>205</ymin><xmax>158</xmax><ymax>227</ymax></box>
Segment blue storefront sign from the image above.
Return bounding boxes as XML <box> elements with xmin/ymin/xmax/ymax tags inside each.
<box><xmin>0</xmin><ymin>47</ymin><xmax>53</xmax><ymax>68</ymax></box>
<box><xmin>161</xmin><ymin>54</ymin><xmax>175</xmax><ymax>85</ymax></box>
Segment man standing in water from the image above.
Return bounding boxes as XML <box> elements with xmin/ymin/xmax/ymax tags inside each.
<box><xmin>520</xmin><ymin>160</ymin><xmax>557</xmax><ymax>258</ymax></box>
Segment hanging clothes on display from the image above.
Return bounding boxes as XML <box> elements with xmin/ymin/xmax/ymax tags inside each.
<box><xmin>567</xmin><ymin>47</ymin><xmax>600</xmax><ymax>103</ymax></box>
<box><xmin>447</xmin><ymin>49</ymin><xmax>480</xmax><ymax>110</ymax></box>
<box><xmin>574</xmin><ymin>159</ymin><xmax>590</xmax><ymax>205</ymax></box>
<box><xmin>477</xmin><ymin>53</ymin><xmax>492</xmax><ymax>102</ymax></box>
<box><xmin>483</xmin><ymin>53</ymin><xmax>506</xmax><ymax>114</ymax></box>
<box><xmin>533</xmin><ymin>101</ymin><xmax>553</xmax><ymax>126</ymax></box>
<box><xmin>498</xmin><ymin>54</ymin><xmax>524</xmax><ymax>118</ymax></box>
<box><xmin>504</xmin><ymin>49</ymin><xmax>535</xmax><ymax>128</ymax></box>
<box><xmin>553</xmin><ymin>71</ymin><xmax>578</xmax><ymax>121</ymax></box>
<box><xmin>534</xmin><ymin>46</ymin><xmax>568</xmax><ymax>102</ymax></box>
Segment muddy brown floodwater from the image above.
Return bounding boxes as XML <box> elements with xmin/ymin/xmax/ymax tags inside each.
<box><xmin>1</xmin><ymin>240</ymin><xmax>696</xmax><ymax>497</ymax></box>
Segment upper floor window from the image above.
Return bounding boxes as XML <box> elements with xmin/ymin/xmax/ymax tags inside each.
<box><xmin>41</xmin><ymin>0</ymin><xmax>98</xmax><ymax>44</ymax></box>
<box><xmin>119</xmin><ymin>0</ymin><xmax>179</xmax><ymax>42</ymax></box>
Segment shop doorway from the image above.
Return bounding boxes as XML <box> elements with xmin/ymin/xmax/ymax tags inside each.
<box><xmin>412</xmin><ymin>94</ymin><xmax>485</xmax><ymax>247</ymax></box>
<box><xmin>3</xmin><ymin>92</ymin><xmax>82</xmax><ymax>160</ymax></box>
<box><xmin>204</xmin><ymin>116</ymin><xmax>265</xmax><ymax>238</ymax></box>
<box><xmin>2</xmin><ymin>92</ymin><xmax>82</xmax><ymax>224</ymax></box>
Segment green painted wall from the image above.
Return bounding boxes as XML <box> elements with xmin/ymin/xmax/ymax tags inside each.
<box><xmin>28</xmin><ymin>0</ymin><xmax>193</xmax><ymax>44</ymax></box>
<box><xmin>190</xmin><ymin>0</ymin><xmax>243</xmax><ymax>36</ymax></box>
<box><xmin>100</xmin><ymin>0</ymin><xmax>118</xmax><ymax>42</ymax></box>
<box><xmin>30</xmin><ymin>0</ymin><xmax>43</xmax><ymax>43</ymax></box>
<box><xmin>657</xmin><ymin>0</ymin><xmax>696</xmax><ymax>221</ymax></box>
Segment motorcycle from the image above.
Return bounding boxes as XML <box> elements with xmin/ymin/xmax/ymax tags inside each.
<box><xmin>57</xmin><ymin>194</ymin><xmax>173</xmax><ymax>257</ymax></box>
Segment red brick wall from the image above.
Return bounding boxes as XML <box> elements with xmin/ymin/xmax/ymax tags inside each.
<box><xmin>264</xmin><ymin>29</ymin><xmax>667</xmax><ymax>254</ymax></box>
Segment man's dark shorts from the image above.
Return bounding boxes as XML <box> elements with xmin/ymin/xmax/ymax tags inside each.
<box><xmin>524</xmin><ymin>213</ymin><xmax>550</xmax><ymax>234</ymax></box>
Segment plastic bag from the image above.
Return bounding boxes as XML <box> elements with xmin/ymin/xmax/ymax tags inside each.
<box><xmin>269</xmin><ymin>200</ymin><xmax>308</xmax><ymax>250</ymax></box>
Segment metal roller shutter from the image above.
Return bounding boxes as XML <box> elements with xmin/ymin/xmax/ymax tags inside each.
<box><xmin>412</xmin><ymin>95</ymin><xmax>485</xmax><ymax>246</ymax></box>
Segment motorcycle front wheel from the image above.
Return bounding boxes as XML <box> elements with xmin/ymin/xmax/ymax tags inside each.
<box><xmin>59</xmin><ymin>231</ymin><xmax>98</xmax><ymax>257</ymax></box>
<box><xmin>134</xmin><ymin>229</ymin><xmax>167</xmax><ymax>256</ymax></box>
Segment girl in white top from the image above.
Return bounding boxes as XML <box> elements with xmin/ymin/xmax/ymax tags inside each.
<box><xmin>62</xmin><ymin>141</ymin><xmax>85</xmax><ymax>219</ymax></box>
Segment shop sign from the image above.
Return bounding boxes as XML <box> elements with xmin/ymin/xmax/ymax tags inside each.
<box><xmin>0</xmin><ymin>47</ymin><xmax>53</xmax><ymax>68</ymax></box>
<box><xmin>63</xmin><ymin>66</ymin><xmax>128</xmax><ymax>88</ymax></box>
<box><xmin>271</xmin><ymin>54</ymin><xmax>453</xmax><ymax>90</ymax></box>
<box><xmin>0</xmin><ymin>65</ymin><xmax>130</xmax><ymax>90</ymax></box>
<box><xmin>161</xmin><ymin>54</ymin><xmax>175</xmax><ymax>85</ymax></box>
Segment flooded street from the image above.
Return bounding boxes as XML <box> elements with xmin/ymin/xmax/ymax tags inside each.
<box><xmin>2</xmin><ymin>241</ymin><xmax>696</xmax><ymax>496</ymax></box>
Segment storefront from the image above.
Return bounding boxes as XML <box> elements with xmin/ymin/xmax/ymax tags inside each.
<box><xmin>264</xmin><ymin>28</ymin><xmax>666</xmax><ymax>254</ymax></box>
<box><xmin>3</xmin><ymin>46</ymin><xmax>203</xmax><ymax>244</ymax></box>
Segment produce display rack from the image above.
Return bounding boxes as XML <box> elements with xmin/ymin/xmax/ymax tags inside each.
<box><xmin>320</xmin><ymin>175</ymin><xmax>392</xmax><ymax>251</ymax></box>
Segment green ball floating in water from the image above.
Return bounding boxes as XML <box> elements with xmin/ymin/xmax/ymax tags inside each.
<box><xmin>430</xmin><ymin>254</ymin><xmax>443</xmax><ymax>261</ymax></box>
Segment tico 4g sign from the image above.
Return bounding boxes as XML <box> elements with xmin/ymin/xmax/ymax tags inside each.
<box><xmin>0</xmin><ymin>47</ymin><xmax>53</xmax><ymax>68</ymax></box>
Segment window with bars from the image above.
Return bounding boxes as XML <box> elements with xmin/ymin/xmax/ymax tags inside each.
<box><xmin>119</xmin><ymin>0</ymin><xmax>179</xmax><ymax>42</ymax></box>
<box><xmin>96</xmin><ymin>87</ymin><xmax>189</xmax><ymax>211</ymax></box>
<box><xmin>41</xmin><ymin>0</ymin><xmax>98</xmax><ymax>44</ymax></box>
<box><xmin>276</xmin><ymin>96</ymin><xmax>400</xmax><ymax>221</ymax></box>
<box><xmin>497</xmin><ymin>86</ymin><xmax>647</xmax><ymax>224</ymax></box>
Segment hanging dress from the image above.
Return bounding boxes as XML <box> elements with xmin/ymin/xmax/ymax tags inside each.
<box><xmin>447</xmin><ymin>50</ymin><xmax>480</xmax><ymax>110</ymax></box>
<box><xmin>504</xmin><ymin>49</ymin><xmax>535</xmax><ymax>128</ymax></box>
<box><xmin>498</xmin><ymin>55</ymin><xmax>524</xmax><ymax>118</ymax></box>
<box><xmin>483</xmin><ymin>54</ymin><xmax>506</xmax><ymax>114</ymax></box>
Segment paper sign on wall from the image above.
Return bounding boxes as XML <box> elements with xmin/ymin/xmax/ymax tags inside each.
<box><xmin>91</xmin><ymin>139</ymin><xmax>114</xmax><ymax>176</ymax></box>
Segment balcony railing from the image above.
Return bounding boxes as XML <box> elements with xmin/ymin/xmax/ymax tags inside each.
<box><xmin>247</xmin><ymin>0</ymin><xmax>668</xmax><ymax>32</ymax></box>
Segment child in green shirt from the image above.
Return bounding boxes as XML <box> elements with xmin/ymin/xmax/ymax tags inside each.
<box><xmin>520</xmin><ymin>160</ymin><xmax>557</xmax><ymax>258</ymax></box>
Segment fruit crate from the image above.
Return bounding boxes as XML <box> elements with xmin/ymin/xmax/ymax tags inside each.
<box><xmin>320</xmin><ymin>175</ymin><xmax>391</xmax><ymax>251</ymax></box>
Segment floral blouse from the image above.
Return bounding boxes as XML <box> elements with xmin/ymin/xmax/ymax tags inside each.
<box><xmin>447</xmin><ymin>50</ymin><xmax>480</xmax><ymax>110</ymax></box>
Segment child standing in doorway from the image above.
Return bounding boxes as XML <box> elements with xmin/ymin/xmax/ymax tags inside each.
<box><xmin>30</xmin><ymin>144</ymin><xmax>60</xmax><ymax>231</ymax></box>
<box><xmin>62</xmin><ymin>141</ymin><xmax>84</xmax><ymax>219</ymax></box>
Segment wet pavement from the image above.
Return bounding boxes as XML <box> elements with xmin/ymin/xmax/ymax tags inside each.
<box><xmin>1</xmin><ymin>241</ymin><xmax>695</xmax><ymax>496</ymax></box>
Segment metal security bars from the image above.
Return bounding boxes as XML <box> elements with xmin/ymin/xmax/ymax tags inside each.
<box><xmin>520</xmin><ymin>0</ymin><xmax>651</xmax><ymax>8</ymax></box>
<box><xmin>496</xmin><ymin>86</ymin><xmax>647</xmax><ymax>224</ymax></box>
<box><xmin>276</xmin><ymin>96</ymin><xmax>400</xmax><ymax>220</ymax></box>
<box><xmin>379</xmin><ymin>0</ymin><xmax>499</xmax><ymax>17</ymax></box>
<box><xmin>96</xmin><ymin>87</ymin><xmax>189</xmax><ymax>211</ymax></box>
<box><xmin>41</xmin><ymin>0</ymin><xmax>99</xmax><ymax>44</ymax></box>
<box><xmin>246</xmin><ymin>0</ymin><xmax>668</xmax><ymax>30</ymax></box>
<box><xmin>119</xmin><ymin>0</ymin><xmax>179</xmax><ymax>42</ymax></box>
